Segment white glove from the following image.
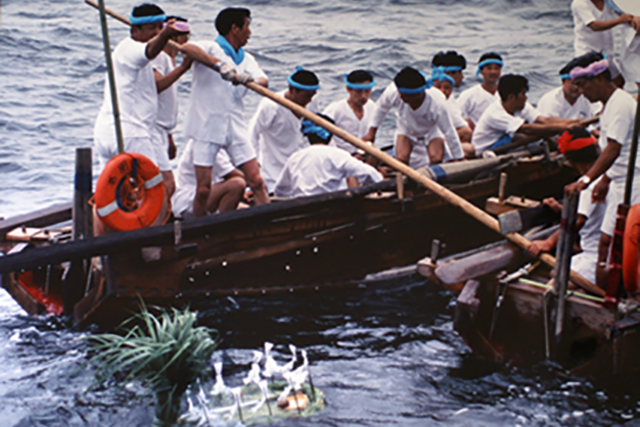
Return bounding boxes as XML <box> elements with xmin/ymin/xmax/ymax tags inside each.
<box><xmin>234</xmin><ymin>72</ymin><xmax>254</xmax><ymax>85</ymax></box>
<box><xmin>217</xmin><ymin>63</ymin><xmax>236</xmax><ymax>82</ymax></box>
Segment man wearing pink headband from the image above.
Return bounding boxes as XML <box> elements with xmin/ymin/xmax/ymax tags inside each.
<box><xmin>150</xmin><ymin>16</ymin><xmax>193</xmax><ymax>198</ymax></box>
<box><xmin>565</xmin><ymin>51</ymin><xmax>640</xmax><ymax>289</ymax></box>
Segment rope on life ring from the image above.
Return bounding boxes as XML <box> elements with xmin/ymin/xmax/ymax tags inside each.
<box><xmin>94</xmin><ymin>152</ymin><xmax>168</xmax><ymax>232</ymax></box>
<box><xmin>623</xmin><ymin>204</ymin><xmax>640</xmax><ymax>294</ymax></box>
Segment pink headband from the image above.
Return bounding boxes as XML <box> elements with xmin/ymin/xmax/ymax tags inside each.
<box><xmin>570</xmin><ymin>59</ymin><xmax>609</xmax><ymax>80</ymax></box>
<box><xmin>163</xmin><ymin>21</ymin><xmax>191</xmax><ymax>32</ymax></box>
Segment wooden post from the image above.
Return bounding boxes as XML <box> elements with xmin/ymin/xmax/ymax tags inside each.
<box><xmin>73</xmin><ymin>147</ymin><xmax>93</xmax><ymax>241</ymax></box>
<box><xmin>498</xmin><ymin>172</ymin><xmax>507</xmax><ymax>203</ymax></box>
<box><xmin>553</xmin><ymin>191</ymin><xmax>579</xmax><ymax>356</ymax></box>
<box><xmin>396</xmin><ymin>173</ymin><xmax>404</xmax><ymax>201</ymax></box>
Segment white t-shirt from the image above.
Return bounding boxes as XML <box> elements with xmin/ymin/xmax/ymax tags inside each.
<box><xmin>371</xmin><ymin>83</ymin><xmax>464</xmax><ymax>160</ymax></box>
<box><xmin>151</xmin><ymin>51</ymin><xmax>179</xmax><ymax>131</ymax></box>
<box><xmin>171</xmin><ymin>139</ymin><xmax>236</xmax><ymax>217</ymax></box>
<box><xmin>94</xmin><ymin>37</ymin><xmax>157</xmax><ymax>139</ymax></box>
<box><xmin>571</xmin><ymin>0</ymin><xmax>616</xmax><ymax>56</ymax></box>
<box><xmin>471</xmin><ymin>102</ymin><xmax>540</xmax><ymax>154</ymax></box>
<box><xmin>577</xmin><ymin>176</ymin><xmax>606</xmax><ymax>255</ymax></box>
<box><xmin>620</xmin><ymin>24</ymin><xmax>640</xmax><ymax>83</ymax></box>
<box><xmin>183</xmin><ymin>40</ymin><xmax>267</xmax><ymax>143</ymax></box>
<box><xmin>427</xmin><ymin>87</ymin><xmax>468</xmax><ymax>129</ymax></box>
<box><xmin>249</xmin><ymin>90</ymin><xmax>319</xmax><ymax>192</ymax></box>
<box><xmin>322</xmin><ymin>98</ymin><xmax>377</xmax><ymax>154</ymax></box>
<box><xmin>456</xmin><ymin>84</ymin><xmax>501</xmax><ymax>126</ymax></box>
<box><xmin>536</xmin><ymin>86</ymin><xmax>599</xmax><ymax>121</ymax></box>
<box><xmin>600</xmin><ymin>89</ymin><xmax>639</xmax><ymax>183</ymax></box>
<box><xmin>273</xmin><ymin>144</ymin><xmax>383</xmax><ymax>198</ymax></box>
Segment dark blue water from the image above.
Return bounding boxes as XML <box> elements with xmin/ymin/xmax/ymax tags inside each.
<box><xmin>2</xmin><ymin>0</ymin><xmax>640</xmax><ymax>425</ymax></box>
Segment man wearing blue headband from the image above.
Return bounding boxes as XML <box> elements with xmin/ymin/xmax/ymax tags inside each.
<box><xmin>150</xmin><ymin>16</ymin><xmax>194</xmax><ymax>198</ymax></box>
<box><xmin>93</xmin><ymin>3</ymin><xmax>188</xmax><ymax>188</ymax></box>
<box><xmin>181</xmin><ymin>7</ymin><xmax>270</xmax><ymax>215</ymax></box>
<box><xmin>273</xmin><ymin>115</ymin><xmax>382</xmax><ymax>198</ymax></box>
<box><xmin>322</xmin><ymin>70</ymin><xmax>377</xmax><ymax>155</ymax></box>
<box><xmin>456</xmin><ymin>52</ymin><xmax>503</xmax><ymax>129</ymax></box>
<box><xmin>365</xmin><ymin>67</ymin><xmax>464</xmax><ymax>169</ymax></box>
<box><xmin>432</xmin><ymin>50</ymin><xmax>466</xmax><ymax>89</ymax></box>
<box><xmin>564</xmin><ymin>52</ymin><xmax>640</xmax><ymax>288</ymax></box>
<box><xmin>471</xmin><ymin>74</ymin><xmax>578</xmax><ymax>156</ymax></box>
<box><xmin>537</xmin><ymin>61</ymin><xmax>599</xmax><ymax>121</ymax></box>
<box><xmin>249</xmin><ymin>68</ymin><xmax>320</xmax><ymax>193</ymax></box>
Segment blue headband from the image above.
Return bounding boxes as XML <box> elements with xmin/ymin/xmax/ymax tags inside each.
<box><xmin>429</xmin><ymin>67</ymin><xmax>455</xmax><ymax>86</ymax></box>
<box><xmin>129</xmin><ymin>13</ymin><xmax>166</xmax><ymax>26</ymax></box>
<box><xmin>476</xmin><ymin>58</ymin><xmax>504</xmax><ymax>76</ymax></box>
<box><xmin>397</xmin><ymin>70</ymin><xmax>431</xmax><ymax>95</ymax></box>
<box><xmin>301</xmin><ymin>119</ymin><xmax>331</xmax><ymax>141</ymax></box>
<box><xmin>288</xmin><ymin>66</ymin><xmax>320</xmax><ymax>91</ymax></box>
<box><xmin>438</xmin><ymin>65</ymin><xmax>463</xmax><ymax>72</ymax></box>
<box><xmin>344</xmin><ymin>75</ymin><xmax>375</xmax><ymax>90</ymax></box>
<box><xmin>560</xmin><ymin>73</ymin><xmax>571</xmax><ymax>80</ymax></box>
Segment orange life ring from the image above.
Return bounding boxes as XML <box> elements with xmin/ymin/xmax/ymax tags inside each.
<box><xmin>94</xmin><ymin>153</ymin><xmax>169</xmax><ymax>232</ymax></box>
<box><xmin>623</xmin><ymin>204</ymin><xmax>640</xmax><ymax>293</ymax></box>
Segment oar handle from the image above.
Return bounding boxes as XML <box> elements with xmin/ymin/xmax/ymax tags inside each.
<box><xmin>85</xmin><ymin>0</ymin><xmax>605</xmax><ymax>298</ymax></box>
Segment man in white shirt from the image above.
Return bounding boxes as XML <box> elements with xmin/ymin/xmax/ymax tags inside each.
<box><xmin>619</xmin><ymin>14</ymin><xmax>640</xmax><ymax>90</ymax></box>
<box><xmin>274</xmin><ymin>116</ymin><xmax>383</xmax><ymax>198</ymax></box>
<box><xmin>150</xmin><ymin>16</ymin><xmax>193</xmax><ymax>198</ymax></box>
<box><xmin>537</xmin><ymin>62</ymin><xmax>599</xmax><ymax>121</ymax></box>
<box><xmin>571</xmin><ymin>0</ymin><xmax>632</xmax><ymax>87</ymax></box>
<box><xmin>323</xmin><ymin>69</ymin><xmax>376</xmax><ymax>155</ymax></box>
<box><xmin>363</xmin><ymin>67</ymin><xmax>464</xmax><ymax>169</ymax></box>
<box><xmin>249</xmin><ymin>68</ymin><xmax>320</xmax><ymax>193</ymax></box>
<box><xmin>564</xmin><ymin>52</ymin><xmax>640</xmax><ymax>289</ymax></box>
<box><xmin>470</xmin><ymin>74</ymin><xmax>577</xmax><ymax>156</ymax></box>
<box><xmin>456</xmin><ymin>52</ymin><xmax>503</xmax><ymax>129</ymax></box>
<box><xmin>93</xmin><ymin>4</ymin><xmax>188</xmax><ymax>174</ymax></box>
<box><xmin>180</xmin><ymin>7</ymin><xmax>270</xmax><ymax>216</ymax></box>
<box><xmin>171</xmin><ymin>140</ymin><xmax>245</xmax><ymax>218</ymax></box>
<box><xmin>527</xmin><ymin>128</ymin><xmax>606</xmax><ymax>284</ymax></box>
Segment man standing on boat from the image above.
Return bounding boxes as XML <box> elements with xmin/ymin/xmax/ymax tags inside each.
<box><xmin>527</xmin><ymin>129</ymin><xmax>606</xmax><ymax>284</ymax></box>
<box><xmin>363</xmin><ymin>67</ymin><xmax>464</xmax><ymax>168</ymax></box>
<box><xmin>537</xmin><ymin>62</ymin><xmax>600</xmax><ymax>121</ymax></box>
<box><xmin>249</xmin><ymin>67</ymin><xmax>320</xmax><ymax>193</ymax></box>
<box><xmin>564</xmin><ymin>52</ymin><xmax>640</xmax><ymax>289</ymax></box>
<box><xmin>93</xmin><ymin>4</ymin><xmax>188</xmax><ymax>176</ymax></box>
<box><xmin>470</xmin><ymin>74</ymin><xmax>578</xmax><ymax>156</ymax></box>
<box><xmin>180</xmin><ymin>7</ymin><xmax>270</xmax><ymax>216</ymax></box>
<box><xmin>273</xmin><ymin>115</ymin><xmax>383</xmax><ymax>198</ymax></box>
<box><xmin>456</xmin><ymin>52</ymin><xmax>503</xmax><ymax>129</ymax></box>
<box><xmin>322</xmin><ymin>69</ymin><xmax>376</xmax><ymax>156</ymax></box>
<box><xmin>150</xmin><ymin>16</ymin><xmax>193</xmax><ymax>198</ymax></box>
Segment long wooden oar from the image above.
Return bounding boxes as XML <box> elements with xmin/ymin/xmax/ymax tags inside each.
<box><xmin>85</xmin><ymin>0</ymin><xmax>604</xmax><ymax>297</ymax></box>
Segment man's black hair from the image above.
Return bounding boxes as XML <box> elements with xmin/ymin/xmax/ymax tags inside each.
<box><xmin>166</xmin><ymin>15</ymin><xmax>188</xmax><ymax>22</ymax></box>
<box><xmin>432</xmin><ymin>51</ymin><xmax>466</xmax><ymax>69</ymax></box>
<box><xmin>132</xmin><ymin>3</ymin><xmax>164</xmax><ymax>18</ymax></box>
<box><xmin>215</xmin><ymin>8</ymin><xmax>250</xmax><ymax>36</ymax></box>
<box><xmin>303</xmin><ymin>114</ymin><xmax>335</xmax><ymax>144</ymax></box>
<box><xmin>290</xmin><ymin>69</ymin><xmax>319</xmax><ymax>88</ymax></box>
<box><xmin>479</xmin><ymin>52</ymin><xmax>503</xmax><ymax>67</ymax></box>
<box><xmin>394</xmin><ymin>67</ymin><xmax>426</xmax><ymax>90</ymax></box>
<box><xmin>564</xmin><ymin>51</ymin><xmax>611</xmax><ymax>81</ymax></box>
<box><xmin>498</xmin><ymin>74</ymin><xmax>528</xmax><ymax>102</ymax></box>
<box><xmin>346</xmin><ymin>70</ymin><xmax>373</xmax><ymax>84</ymax></box>
<box><xmin>563</xmin><ymin>127</ymin><xmax>600</xmax><ymax>163</ymax></box>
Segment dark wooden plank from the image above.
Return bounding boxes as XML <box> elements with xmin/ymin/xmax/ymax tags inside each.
<box><xmin>0</xmin><ymin>202</ymin><xmax>73</xmax><ymax>237</ymax></box>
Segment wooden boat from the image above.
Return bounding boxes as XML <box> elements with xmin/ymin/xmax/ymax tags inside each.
<box><xmin>0</xmin><ymin>152</ymin><xmax>576</xmax><ymax>328</ymax></box>
<box><xmin>418</xmin><ymin>216</ymin><xmax>640</xmax><ymax>377</ymax></box>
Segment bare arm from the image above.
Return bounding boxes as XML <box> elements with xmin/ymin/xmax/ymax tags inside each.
<box><xmin>145</xmin><ymin>23</ymin><xmax>186</xmax><ymax>60</ymax></box>
<box><xmin>154</xmin><ymin>55</ymin><xmax>193</xmax><ymax>93</ymax></box>
<box><xmin>517</xmin><ymin>122</ymin><xmax>567</xmax><ymax>138</ymax></box>
<box><xmin>587</xmin><ymin>14</ymin><xmax>633</xmax><ymax>31</ymax></box>
<box><xmin>565</xmin><ymin>139</ymin><xmax>621</xmax><ymax>195</ymax></box>
<box><xmin>179</xmin><ymin>43</ymin><xmax>223</xmax><ymax>69</ymax></box>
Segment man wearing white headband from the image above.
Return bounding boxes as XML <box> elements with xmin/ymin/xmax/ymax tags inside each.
<box><xmin>571</xmin><ymin>0</ymin><xmax>632</xmax><ymax>87</ymax></box>
<box><xmin>249</xmin><ymin>67</ymin><xmax>320</xmax><ymax>193</ymax></box>
<box><xmin>93</xmin><ymin>3</ymin><xmax>188</xmax><ymax>182</ymax></box>
<box><xmin>322</xmin><ymin>70</ymin><xmax>377</xmax><ymax>155</ymax></box>
<box><xmin>364</xmin><ymin>67</ymin><xmax>464</xmax><ymax>168</ymax></box>
<box><xmin>564</xmin><ymin>51</ymin><xmax>640</xmax><ymax>289</ymax></box>
<box><xmin>150</xmin><ymin>16</ymin><xmax>193</xmax><ymax>198</ymax></box>
<box><xmin>181</xmin><ymin>7</ymin><xmax>270</xmax><ymax>216</ymax></box>
<box><xmin>456</xmin><ymin>52</ymin><xmax>503</xmax><ymax>129</ymax></box>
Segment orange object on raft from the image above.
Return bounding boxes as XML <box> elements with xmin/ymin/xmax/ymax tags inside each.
<box><xmin>94</xmin><ymin>152</ymin><xmax>169</xmax><ymax>232</ymax></box>
<box><xmin>623</xmin><ymin>204</ymin><xmax>640</xmax><ymax>294</ymax></box>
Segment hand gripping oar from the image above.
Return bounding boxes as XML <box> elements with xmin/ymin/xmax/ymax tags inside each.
<box><xmin>85</xmin><ymin>1</ymin><xmax>604</xmax><ymax>297</ymax></box>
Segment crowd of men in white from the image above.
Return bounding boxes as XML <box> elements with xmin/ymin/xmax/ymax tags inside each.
<box><xmin>94</xmin><ymin>1</ymin><xmax>640</xmax><ymax>289</ymax></box>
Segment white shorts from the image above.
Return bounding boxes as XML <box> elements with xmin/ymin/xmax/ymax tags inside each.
<box><xmin>150</xmin><ymin>124</ymin><xmax>172</xmax><ymax>172</ymax></box>
<box><xmin>601</xmin><ymin>180</ymin><xmax>640</xmax><ymax>236</ymax></box>
<box><xmin>192</xmin><ymin>136</ymin><xmax>256</xmax><ymax>169</ymax></box>
<box><xmin>212</xmin><ymin>149</ymin><xmax>236</xmax><ymax>184</ymax></box>
<box><xmin>396</xmin><ymin>128</ymin><xmax>443</xmax><ymax>169</ymax></box>
<box><xmin>570</xmin><ymin>251</ymin><xmax>597</xmax><ymax>285</ymax></box>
